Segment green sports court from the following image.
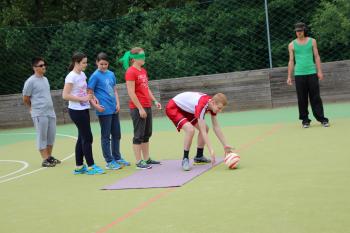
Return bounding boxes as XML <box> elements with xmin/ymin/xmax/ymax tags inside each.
<box><xmin>1</xmin><ymin>103</ymin><xmax>349</xmax><ymax>233</ymax></box>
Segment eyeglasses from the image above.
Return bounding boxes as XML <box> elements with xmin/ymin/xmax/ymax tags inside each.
<box><xmin>35</xmin><ymin>64</ymin><xmax>46</xmax><ymax>68</ymax></box>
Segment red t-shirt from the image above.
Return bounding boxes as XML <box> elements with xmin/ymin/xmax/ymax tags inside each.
<box><xmin>125</xmin><ymin>66</ymin><xmax>151</xmax><ymax>109</ymax></box>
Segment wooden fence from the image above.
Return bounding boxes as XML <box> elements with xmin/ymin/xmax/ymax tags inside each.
<box><xmin>1</xmin><ymin>60</ymin><xmax>349</xmax><ymax>128</ymax></box>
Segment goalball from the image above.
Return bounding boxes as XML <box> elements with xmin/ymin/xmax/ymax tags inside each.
<box><xmin>224</xmin><ymin>152</ymin><xmax>240</xmax><ymax>169</ymax></box>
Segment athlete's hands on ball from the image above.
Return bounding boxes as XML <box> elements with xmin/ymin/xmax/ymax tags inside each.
<box><xmin>224</xmin><ymin>145</ymin><xmax>234</xmax><ymax>154</ymax></box>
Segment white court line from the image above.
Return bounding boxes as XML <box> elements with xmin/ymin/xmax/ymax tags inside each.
<box><xmin>0</xmin><ymin>153</ymin><xmax>75</xmax><ymax>184</ymax></box>
<box><xmin>0</xmin><ymin>160</ymin><xmax>29</xmax><ymax>179</ymax></box>
<box><xmin>0</xmin><ymin>132</ymin><xmax>77</xmax><ymax>140</ymax></box>
<box><xmin>0</xmin><ymin>132</ymin><xmax>77</xmax><ymax>184</ymax></box>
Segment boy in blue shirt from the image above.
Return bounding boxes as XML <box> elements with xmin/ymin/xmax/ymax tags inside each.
<box><xmin>88</xmin><ymin>52</ymin><xmax>130</xmax><ymax>170</ymax></box>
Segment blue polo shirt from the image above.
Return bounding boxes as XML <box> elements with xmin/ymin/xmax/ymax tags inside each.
<box><xmin>88</xmin><ymin>69</ymin><xmax>117</xmax><ymax>115</ymax></box>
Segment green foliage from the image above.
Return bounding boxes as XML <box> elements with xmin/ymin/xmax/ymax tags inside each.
<box><xmin>0</xmin><ymin>0</ymin><xmax>349</xmax><ymax>95</ymax></box>
<box><xmin>311</xmin><ymin>0</ymin><xmax>350</xmax><ymax>61</ymax></box>
<box><xmin>267</xmin><ymin>0</ymin><xmax>322</xmax><ymax>67</ymax></box>
<box><xmin>0</xmin><ymin>4</ymin><xmax>29</xmax><ymax>26</ymax></box>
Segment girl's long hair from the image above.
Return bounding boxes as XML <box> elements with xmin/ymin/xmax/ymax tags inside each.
<box><xmin>68</xmin><ymin>52</ymin><xmax>87</xmax><ymax>71</ymax></box>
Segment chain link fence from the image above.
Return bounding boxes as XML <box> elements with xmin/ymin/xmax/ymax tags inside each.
<box><xmin>0</xmin><ymin>0</ymin><xmax>349</xmax><ymax>95</ymax></box>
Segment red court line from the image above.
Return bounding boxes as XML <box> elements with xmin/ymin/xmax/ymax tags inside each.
<box><xmin>96</xmin><ymin>188</ymin><xmax>176</xmax><ymax>233</ymax></box>
<box><xmin>235</xmin><ymin>124</ymin><xmax>283</xmax><ymax>153</ymax></box>
<box><xmin>95</xmin><ymin>123</ymin><xmax>283</xmax><ymax>233</ymax></box>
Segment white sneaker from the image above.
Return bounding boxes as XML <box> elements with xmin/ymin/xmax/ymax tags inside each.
<box><xmin>182</xmin><ymin>158</ymin><xmax>191</xmax><ymax>171</ymax></box>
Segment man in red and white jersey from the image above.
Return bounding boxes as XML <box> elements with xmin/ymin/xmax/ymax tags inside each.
<box><xmin>165</xmin><ymin>92</ymin><xmax>233</xmax><ymax>171</ymax></box>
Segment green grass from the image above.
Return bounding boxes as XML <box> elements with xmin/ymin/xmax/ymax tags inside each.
<box><xmin>0</xmin><ymin>102</ymin><xmax>350</xmax><ymax>233</ymax></box>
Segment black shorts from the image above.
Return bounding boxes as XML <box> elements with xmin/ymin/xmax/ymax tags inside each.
<box><xmin>130</xmin><ymin>107</ymin><xmax>152</xmax><ymax>144</ymax></box>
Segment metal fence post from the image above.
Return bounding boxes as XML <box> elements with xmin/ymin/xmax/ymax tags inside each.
<box><xmin>264</xmin><ymin>0</ymin><xmax>273</xmax><ymax>68</ymax></box>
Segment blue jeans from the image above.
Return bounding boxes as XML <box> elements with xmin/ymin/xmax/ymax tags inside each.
<box><xmin>98</xmin><ymin>113</ymin><xmax>122</xmax><ymax>163</ymax></box>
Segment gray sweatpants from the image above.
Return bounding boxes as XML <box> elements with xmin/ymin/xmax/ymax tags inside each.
<box><xmin>32</xmin><ymin>116</ymin><xmax>56</xmax><ymax>150</ymax></box>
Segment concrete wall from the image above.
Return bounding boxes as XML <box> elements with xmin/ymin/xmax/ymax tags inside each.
<box><xmin>1</xmin><ymin>60</ymin><xmax>349</xmax><ymax>128</ymax></box>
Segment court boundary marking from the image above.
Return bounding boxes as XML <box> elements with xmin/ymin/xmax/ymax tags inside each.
<box><xmin>0</xmin><ymin>160</ymin><xmax>29</xmax><ymax>179</ymax></box>
<box><xmin>0</xmin><ymin>132</ymin><xmax>76</xmax><ymax>184</ymax></box>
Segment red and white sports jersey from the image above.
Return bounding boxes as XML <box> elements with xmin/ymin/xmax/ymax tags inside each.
<box><xmin>172</xmin><ymin>92</ymin><xmax>215</xmax><ymax>119</ymax></box>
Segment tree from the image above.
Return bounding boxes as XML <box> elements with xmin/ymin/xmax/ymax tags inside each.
<box><xmin>311</xmin><ymin>0</ymin><xmax>350</xmax><ymax>61</ymax></box>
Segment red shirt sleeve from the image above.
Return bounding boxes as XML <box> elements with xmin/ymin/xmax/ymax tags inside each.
<box><xmin>125</xmin><ymin>68</ymin><xmax>136</xmax><ymax>81</ymax></box>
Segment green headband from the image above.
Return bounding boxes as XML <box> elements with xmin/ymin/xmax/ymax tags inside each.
<box><xmin>118</xmin><ymin>51</ymin><xmax>146</xmax><ymax>70</ymax></box>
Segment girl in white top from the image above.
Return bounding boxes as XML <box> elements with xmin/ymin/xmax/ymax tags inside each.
<box><xmin>65</xmin><ymin>69</ymin><xmax>90</xmax><ymax>110</ymax></box>
<box><xmin>62</xmin><ymin>52</ymin><xmax>104</xmax><ymax>175</ymax></box>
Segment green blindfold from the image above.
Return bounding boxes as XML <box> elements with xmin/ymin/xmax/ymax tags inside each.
<box><xmin>119</xmin><ymin>51</ymin><xmax>146</xmax><ymax>70</ymax></box>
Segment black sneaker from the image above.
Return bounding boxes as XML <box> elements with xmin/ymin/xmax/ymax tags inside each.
<box><xmin>145</xmin><ymin>158</ymin><xmax>161</xmax><ymax>165</ymax></box>
<box><xmin>48</xmin><ymin>156</ymin><xmax>61</xmax><ymax>164</ymax></box>
<box><xmin>302</xmin><ymin>122</ymin><xmax>310</xmax><ymax>128</ymax></box>
<box><xmin>42</xmin><ymin>159</ymin><xmax>56</xmax><ymax>167</ymax></box>
<box><xmin>193</xmin><ymin>156</ymin><xmax>211</xmax><ymax>165</ymax></box>
<box><xmin>136</xmin><ymin>160</ymin><xmax>152</xmax><ymax>169</ymax></box>
<box><xmin>321</xmin><ymin>121</ymin><xmax>330</xmax><ymax>127</ymax></box>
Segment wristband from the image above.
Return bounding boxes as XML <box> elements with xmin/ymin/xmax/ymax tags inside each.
<box><xmin>153</xmin><ymin>100</ymin><xmax>159</xmax><ymax>104</ymax></box>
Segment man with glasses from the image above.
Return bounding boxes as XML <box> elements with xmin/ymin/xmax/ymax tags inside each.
<box><xmin>23</xmin><ymin>57</ymin><xmax>61</xmax><ymax>167</ymax></box>
<box><xmin>287</xmin><ymin>22</ymin><xmax>329</xmax><ymax>128</ymax></box>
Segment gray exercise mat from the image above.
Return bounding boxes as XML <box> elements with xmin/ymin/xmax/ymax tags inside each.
<box><xmin>102</xmin><ymin>158</ymin><xmax>223</xmax><ymax>190</ymax></box>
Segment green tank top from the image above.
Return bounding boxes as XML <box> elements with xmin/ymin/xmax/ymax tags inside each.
<box><xmin>293</xmin><ymin>38</ymin><xmax>316</xmax><ymax>76</ymax></box>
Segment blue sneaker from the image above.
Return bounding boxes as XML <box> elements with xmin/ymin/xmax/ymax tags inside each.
<box><xmin>73</xmin><ymin>165</ymin><xmax>87</xmax><ymax>175</ymax></box>
<box><xmin>86</xmin><ymin>165</ymin><xmax>105</xmax><ymax>175</ymax></box>
<box><xmin>106</xmin><ymin>160</ymin><xmax>122</xmax><ymax>170</ymax></box>
<box><xmin>116</xmin><ymin>158</ymin><xmax>131</xmax><ymax>166</ymax></box>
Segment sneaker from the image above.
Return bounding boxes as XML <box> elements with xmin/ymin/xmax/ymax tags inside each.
<box><xmin>302</xmin><ymin>122</ymin><xmax>310</xmax><ymax>128</ymax></box>
<box><xmin>73</xmin><ymin>165</ymin><xmax>88</xmax><ymax>175</ymax></box>
<box><xmin>105</xmin><ymin>161</ymin><xmax>122</xmax><ymax>170</ymax></box>
<box><xmin>136</xmin><ymin>160</ymin><xmax>152</xmax><ymax>169</ymax></box>
<box><xmin>48</xmin><ymin>156</ymin><xmax>61</xmax><ymax>164</ymax></box>
<box><xmin>145</xmin><ymin>158</ymin><xmax>161</xmax><ymax>165</ymax></box>
<box><xmin>42</xmin><ymin>159</ymin><xmax>56</xmax><ymax>167</ymax></box>
<box><xmin>321</xmin><ymin>121</ymin><xmax>330</xmax><ymax>127</ymax></box>
<box><xmin>193</xmin><ymin>155</ymin><xmax>211</xmax><ymax>165</ymax></box>
<box><xmin>86</xmin><ymin>165</ymin><xmax>105</xmax><ymax>175</ymax></box>
<box><xmin>116</xmin><ymin>158</ymin><xmax>131</xmax><ymax>166</ymax></box>
<box><xmin>182</xmin><ymin>158</ymin><xmax>191</xmax><ymax>171</ymax></box>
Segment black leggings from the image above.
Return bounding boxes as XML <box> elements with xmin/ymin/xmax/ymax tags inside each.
<box><xmin>68</xmin><ymin>109</ymin><xmax>95</xmax><ymax>166</ymax></box>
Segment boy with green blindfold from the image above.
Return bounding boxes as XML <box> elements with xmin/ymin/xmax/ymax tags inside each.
<box><xmin>119</xmin><ymin>47</ymin><xmax>162</xmax><ymax>169</ymax></box>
